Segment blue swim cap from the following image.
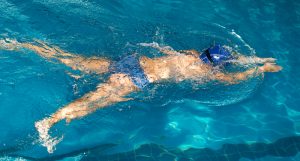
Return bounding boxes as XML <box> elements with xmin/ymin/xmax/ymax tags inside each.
<box><xmin>200</xmin><ymin>44</ymin><xmax>233</xmax><ymax>65</ymax></box>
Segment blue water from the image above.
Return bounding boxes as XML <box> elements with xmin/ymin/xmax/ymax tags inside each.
<box><xmin>0</xmin><ymin>0</ymin><xmax>300</xmax><ymax>160</ymax></box>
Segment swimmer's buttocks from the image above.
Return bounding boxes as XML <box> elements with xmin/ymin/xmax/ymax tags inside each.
<box><xmin>109</xmin><ymin>55</ymin><xmax>149</xmax><ymax>89</ymax></box>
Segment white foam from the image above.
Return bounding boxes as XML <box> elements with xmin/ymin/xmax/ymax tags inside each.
<box><xmin>35</xmin><ymin>118</ymin><xmax>63</xmax><ymax>153</ymax></box>
<box><xmin>230</xmin><ymin>29</ymin><xmax>256</xmax><ymax>55</ymax></box>
<box><xmin>212</xmin><ymin>23</ymin><xmax>226</xmax><ymax>29</ymax></box>
<box><xmin>0</xmin><ymin>156</ymin><xmax>27</xmax><ymax>161</ymax></box>
<box><xmin>138</xmin><ymin>42</ymin><xmax>159</xmax><ymax>48</ymax></box>
<box><xmin>138</xmin><ymin>42</ymin><xmax>181</xmax><ymax>55</ymax></box>
<box><xmin>213</xmin><ymin>23</ymin><xmax>256</xmax><ymax>55</ymax></box>
<box><xmin>0</xmin><ymin>38</ymin><xmax>21</xmax><ymax>51</ymax></box>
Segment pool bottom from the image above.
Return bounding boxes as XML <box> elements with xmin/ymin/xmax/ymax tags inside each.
<box><xmin>4</xmin><ymin>135</ymin><xmax>300</xmax><ymax>161</ymax></box>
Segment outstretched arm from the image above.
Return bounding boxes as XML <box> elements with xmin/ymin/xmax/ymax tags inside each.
<box><xmin>213</xmin><ymin>63</ymin><xmax>282</xmax><ymax>84</ymax></box>
<box><xmin>35</xmin><ymin>74</ymin><xmax>137</xmax><ymax>153</ymax></box>
<box><xmin>233</xmin><ymin>51</ymin><xmax>276</xmax><ymax>65</ymax></box>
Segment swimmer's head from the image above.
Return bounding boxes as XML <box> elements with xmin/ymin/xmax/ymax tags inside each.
<box><xmin>200</xmin><ymin>44</ymin><xmax>233</xmax><ymax>65</ymax></box>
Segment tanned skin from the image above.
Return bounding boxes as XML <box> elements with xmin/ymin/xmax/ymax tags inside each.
<box><xmin>0</xmin><ymin>39</ymin><xmax>282</xmax><ymax>153</ymax></box>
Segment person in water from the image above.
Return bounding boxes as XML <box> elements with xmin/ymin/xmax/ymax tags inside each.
<box><xmin>0</xmin><ymin>39</ymin><xmax>281</xmax><ymax>153</ymax></box>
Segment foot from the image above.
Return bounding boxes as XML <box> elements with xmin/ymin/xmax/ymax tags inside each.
<box><xmin>259</xmin><ymin>63</ymin><xmax>282</xmax><ymax>73</ymax></box>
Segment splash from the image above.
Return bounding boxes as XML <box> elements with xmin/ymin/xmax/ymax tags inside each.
<box><xmin>138</xmin><ymin>42</ymin><xmax>181</xmax><ymax>55</ymax></box>
<box><xmin>0</xmin><ymin>38</ymin><xmax>21</xmax><ymax>50</ymax></box>
<box><xmin>211</xmin><ymin>23</ymin><xmax>256</xmax><ymax>55</ymax></box>
<box><xmin>229</xmin><ymin>29</ymin><xmax>256</xmax><ymax>55</ymax></box>
<box><xmin>35</xmin><ymin>118</ymin><xmax>63</xmax><ymax>153</ymax></box>
<box><xmin>137</xmin><ymin>40</ymin><xmax>263</xmax><ymax>106</ymax></box>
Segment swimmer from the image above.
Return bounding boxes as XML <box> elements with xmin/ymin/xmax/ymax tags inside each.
<box><xmin>0</xmin><ymin>39</ymin><xmax>282</xmax><ymax>153</ymax></box>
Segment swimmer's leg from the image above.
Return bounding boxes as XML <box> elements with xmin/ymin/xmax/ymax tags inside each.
<box><xmin>35</xmin><ymin>74</ymin><xmax>137</xmax><ymax>153</ymax></box>
<box><xmin>0</xmin><ymin>38</ymin><xmax>111</xmax><ymax>74</ymax></box>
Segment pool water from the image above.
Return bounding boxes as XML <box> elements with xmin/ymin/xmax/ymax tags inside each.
<box><xmin>0</xmin><ymin>0</ymin><xmax>300</xmax><ymax>160</ymax></box>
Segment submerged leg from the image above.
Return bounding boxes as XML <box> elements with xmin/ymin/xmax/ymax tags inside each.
<box><xmin>0</xmin><ymin>38</ymin><xmax>111</xmax><ymax>74</ymax></box>
<box><xmin>35</xmin><ymin>74</ymin><xmax>137</xmax><ymax>153</ymax></box>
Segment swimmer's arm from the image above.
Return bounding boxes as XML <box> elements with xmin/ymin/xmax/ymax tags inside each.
<box><xmin>213</xmin><ymin>63</ymin><xmax>282</xmax><ymax>84</ymax></box>
<box><xmin>233</xmin><ymin>52</ymin><xmax>276</xmax><ymax>65</ymax></box>
<box><xmin>213</xmin><ymin>68</ymin><xmax>260</xmax><ymax>84</ymax></box>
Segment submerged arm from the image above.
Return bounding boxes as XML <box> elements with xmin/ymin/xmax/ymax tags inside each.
<box><xmin>213</xmin><ymin>67</ymin><xmax>260</xmax><ymax>84</ymax></box>
<box><xmin>233</xmin><ymin>51</ymin><xmax>276</xmax><ymax>65</ymax></box>
<box><xmin>213</xmin><ymin>63</ymin><xmax>282</xmax><ymax>84</ymax></box>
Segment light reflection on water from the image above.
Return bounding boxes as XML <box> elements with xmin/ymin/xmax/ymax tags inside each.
<box><xmin>0</xmin><ymin>0</ymin><xmax>299</xmax><ymax>160</ymax></box>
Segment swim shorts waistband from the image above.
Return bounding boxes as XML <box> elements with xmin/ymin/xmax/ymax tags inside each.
<box><xmin>109</xmin><ymin>54</ymin><xmax>149</xmax><ymax>89</ymax></box>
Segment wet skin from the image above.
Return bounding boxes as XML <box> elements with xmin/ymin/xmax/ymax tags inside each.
<box><xmin>0</xmin><ymin>39</ymin><xmax>282</xmax><ymax>153</ymax></box>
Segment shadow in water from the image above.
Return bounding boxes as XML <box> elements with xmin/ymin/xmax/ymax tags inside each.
<box><xmin>3</xmin><ymin>135</ymin><xmax>300</xmax><ymax>161</ymax></box>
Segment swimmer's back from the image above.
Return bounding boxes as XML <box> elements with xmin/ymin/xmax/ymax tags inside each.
<box><xmin>140</xmin><ymin>54</ymin><xmax>210</xmax><ymax>82</ymax></box>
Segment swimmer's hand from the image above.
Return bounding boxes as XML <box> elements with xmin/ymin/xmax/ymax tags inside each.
<box><xmin>259</xmin><ymin>63</ymin><xmax>282</xmax><ymax>73</ymax></box>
